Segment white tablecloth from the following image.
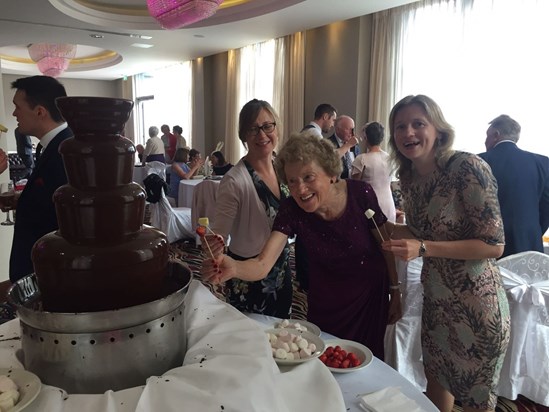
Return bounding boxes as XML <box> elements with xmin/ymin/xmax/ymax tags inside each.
<box><xmin>249</xmin><ymin>314</ymin><xmax>438</xmax><ymax>412</ymax></box>
<box><xmin>177</xmin><ymin>178</ymin><xmax>204</xmax><ymax>208</ymax></box>
<box><xmin>0</xmin><ymin>281</ymin><xmax>346</xmax><ymax>412</ymax></box>
<box><xmin>132</xmin><ymin>166</ymin><xmax>147</xmax><ymax>187</ymax></box>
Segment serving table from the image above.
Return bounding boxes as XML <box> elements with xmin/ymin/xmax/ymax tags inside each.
<box><xmin>0</xmin><ymin>280</ymin><xmax>345</xmax><ymax>411</ymax></box>
<box><xmin>248</xmin><ymin>313</ymin><xmax>438</xmax><ymax>412</ymax></box>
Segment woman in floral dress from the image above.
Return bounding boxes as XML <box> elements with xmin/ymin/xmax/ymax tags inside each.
<box><xmin>382</xmin><ymin>95</ymin><xmax>510</xmax><ymax>412</ymax></box>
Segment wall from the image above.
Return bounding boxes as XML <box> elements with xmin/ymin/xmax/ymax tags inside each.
<box><xmin>1</xmin><ymin>74</ymin><xmax>119</xmax><ymax>152</ymax></box>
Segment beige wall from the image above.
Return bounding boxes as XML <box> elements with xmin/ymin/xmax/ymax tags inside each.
<box><xmin>1</xmin><ymin>74</ymin><xmax>120</xmax><ymax>152</ymax></box>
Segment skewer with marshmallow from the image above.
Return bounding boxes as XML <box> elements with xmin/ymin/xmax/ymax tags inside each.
<box><xmin>364</xmin><ymin>208</ymin><xmax>386</xmax><ymax>242</ymax></box>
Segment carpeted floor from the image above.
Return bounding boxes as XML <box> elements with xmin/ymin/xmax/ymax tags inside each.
<box><xmin>170</xmin><ymin>239</ymin><xmax>549</xmax><ymax>412</ymax></box>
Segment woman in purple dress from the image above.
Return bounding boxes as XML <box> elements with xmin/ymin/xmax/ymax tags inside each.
<box><xmin>201</xmin><ymin>132</ymin><xmax>402</xmax><ymax>359</ymax></box>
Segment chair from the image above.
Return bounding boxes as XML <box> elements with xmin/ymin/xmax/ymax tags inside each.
<box><xmin>143</xmin><ymin>163</ymin><xmax>194</xmax><ymax>243</ymax></box>
<box><xmin>384</xmin><ymin>257</ymin><xmax>426</xmax><ymax>391</ymax></box>
<box><xmin>496</xmin><ymin>251</ymin><xmax>549</xmax><ymax>406</ymax></box>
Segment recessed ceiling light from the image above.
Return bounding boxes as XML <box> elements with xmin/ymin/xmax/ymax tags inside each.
<box><xmin>194</xmin><ymin>34</ymin><xmax>205</xmax><ymax>38</ymax></box>
<box><xmin>90</xmin><ymin>34</ymin><xmax>104</xmax><ymax>39</ymax></box>
<box><xmin>131</xmin><ymin>43</ymin><xmax>154</xmax><ymax>49</ymax></box>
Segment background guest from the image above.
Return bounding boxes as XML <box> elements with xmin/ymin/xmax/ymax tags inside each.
<box><xmin>169</xmin><ymin>148</ymin><xmax>203</xmax><ymax>199</ymax></box>
<box><xmin>202</xmin><ymin>133</ymin><xmax>401</xmax><ymax>359</ymax></box>
<box><xmin>9</xmin><ymin>75</ymin><xmax>74</xmax><ymax>283</ymax></box>
<box><xmin>382</xmin><ymin>94</ymin><xmax>510</xmax><ymax>412</ymax></box>
<box><xmin>301</xmin><ymin>103</ymin><xmax>338</xmax><ymax>138</ymax></box>
<box><xmin>210</xmin><ymin>150</ymin><xmax>233</xmax><ymax>176</ymax></box>
<box><xmin>173</xmin><ymin>125</ymin><xmax>188</xmax><ymax>150</ymax></box>
<box><xmin>160</xmin><ymin>124</ymin><xmax>177</xmax><ymax>163</ymax></box>
<box><xmin>143</xmin><ymin>126</ymin><xmax>166</xmax><ymax>164</ymax></box>
<box><xmin>327</xmin><ymin>115</ymin><xmax>359</xmax><ymax>179</ymax></box>
<box><xmin>135</xmin><ymin>144</ymin><xmax>144</xmax><ymax>164</ymax></box>
<box><xmin>351</xmin><ymin>121</ymin><xmax>396</xmax><ymax>222</ymax></box>
<box><xmin>208</xmin><ymin>99</ymin><xmax>293</xmax><ymax>318</ymax></box>
<box><xmin>478</xmin><ymin>114</ymin><xmax>549</xmax><ymax>257</ymax></box>
<box><xmin>14</xmin><ymin>127</ymin><xmax>34</xmax><ymax>178</ymax></box>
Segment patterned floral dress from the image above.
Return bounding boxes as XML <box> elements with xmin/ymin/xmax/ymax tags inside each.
<box><xmin>401</xmin><ymin>152</ymin><xmax>510</xmax><ymax>409</ymax></box>
<box><xmin>225</xmin><ymin>160</ymin><xmax>293</xmax><ymax>318</ymax></box>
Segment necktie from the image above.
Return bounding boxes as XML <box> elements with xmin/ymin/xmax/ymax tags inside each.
<box><xmin>343</xmin><ymin>150</ymin><xmax>353</xmax><ymax>176</ymax></box>
<box><xmin>36</xmin><ymin>143</ymin><xmax>43</xmax><ymax>160</ymax></box>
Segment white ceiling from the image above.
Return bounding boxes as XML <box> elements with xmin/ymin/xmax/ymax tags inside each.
<box><xmin>0</xmin><ymin>0</ymin><xmax>417</xmax><ymax>81</ymax></box>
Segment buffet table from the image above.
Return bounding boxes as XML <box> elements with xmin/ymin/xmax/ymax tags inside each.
<box><xmin>248</xmin><ymin>313</ymin><xmax>438</xmax><ymax>412</ymax></box>
<box><xmin>0</xmin><ymin>280</ymin><xmax>437</xmax><ymax>411</ymax></box>
<box><xmin>0</xmin><ymin>281</ymin><xmax>345</xmax><ymax>411</ymax></box>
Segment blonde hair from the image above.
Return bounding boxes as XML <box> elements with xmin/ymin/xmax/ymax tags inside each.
<box><xmin>388</xmin><ymin>95</ymin><xmax>455</xmax><ymax>181</ymax></box>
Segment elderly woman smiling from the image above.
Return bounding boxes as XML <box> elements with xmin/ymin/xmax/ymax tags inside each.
<box><xmin>202</xmin><ymin>132</ymin><xmax>402</xmax><ymax>359</ymax></box>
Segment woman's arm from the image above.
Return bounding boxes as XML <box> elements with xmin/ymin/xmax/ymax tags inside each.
<box><xmin>382</xmin><ymin>238</ymin><xmax>504</xmax><ymax>261</ymax></box>
<box><xmin>201</xmin><ymin>231</ymin><xmax>289</xmax><ymax>284</ymax></box>
<box><xmin>172</xmin><ymin>162</ymin><xmax>195</xmax><ymax>180</ymax></box>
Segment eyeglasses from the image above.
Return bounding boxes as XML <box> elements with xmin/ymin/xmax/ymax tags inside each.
<box><xmin>247</xmin><ymin>122</ymin><xmax>276</xmax><ymax>136</ymax></box>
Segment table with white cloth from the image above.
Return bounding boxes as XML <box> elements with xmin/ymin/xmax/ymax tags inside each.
<box><xmin>132</xmin><ymin>165</ymin><xmax>147</xmax><ymax>187</ymax></box>
<box><xmin>178</xmin><ymin>178</ymin><xmax>220</xmax><ymax>208</ymax></box>
<box><xmin>0</xmin><ymin>280</ymin><xmax>346</xmax><ymax>412</ymax></box>
<box><xmin>0</xmin><ymin>280</ymin><xmax>439</xmax><ymax>412</ymax></box>
<box><xmin>248</xmin><ymin>313</ymin><xmax>438</xmax><ymax>412</ymax></box>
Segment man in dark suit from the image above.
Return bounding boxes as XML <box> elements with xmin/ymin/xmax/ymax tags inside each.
<box><xmin>479</xmin><ymin>114</ymin><xmax>549</xmax><ymax>258</ymax></box>
<box><xmin>327</xmin><ymin>115</ymin><xmax>359</xmax><ymax>179</ymax></box>
<box><xmin>9</xmin><ymin>76</ymin><xmax>73</xmax><ymax>283</ymax></box>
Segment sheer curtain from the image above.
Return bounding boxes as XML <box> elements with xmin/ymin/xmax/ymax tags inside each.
<box><xmin>395</xmin><ymin>0</ymin><xmax>549</xmax><ymax>157</ymax></box>
<box><xmin>224</xmin><ymin>49</ymin><xmax>241</xmax><ymax>164</ymax></box>
<box><xmin>278</xmin><ymin>32</ymin><xmax>306</xmax><ymax>147</ymax></box>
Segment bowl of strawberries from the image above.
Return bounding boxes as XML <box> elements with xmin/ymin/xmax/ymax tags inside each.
<box><xmin>320</xmin><ymin>339</ymin><xmax>373</xmax><ymax>373</ymax></box>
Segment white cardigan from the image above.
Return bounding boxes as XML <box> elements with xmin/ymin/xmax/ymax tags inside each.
<box><xmin>211</xmin><ymin>159</ymin><xmax>273</xmax><ymax>258</ymax></box>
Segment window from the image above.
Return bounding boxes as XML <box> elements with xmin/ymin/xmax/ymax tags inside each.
<box><xmin>134</xmin><ymin>62</ymin><xmax>193</xmax><ymax>147</ymax></box>
<box><xmin>397</xmin><ymin>0</ymin><xmax>549</xmax><ymax>157</ymax></box>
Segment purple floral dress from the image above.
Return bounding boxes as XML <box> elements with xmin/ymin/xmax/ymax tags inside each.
<box><xmin>401</xmin><ymin>151</ymin><xmax>510</xmax><ymax>410</ymax></box>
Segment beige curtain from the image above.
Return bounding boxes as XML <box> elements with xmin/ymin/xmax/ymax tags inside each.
<box><xmin>277</xmin><ymin>32</ymin><xmax>305</xmax><ymax>148</ymax></box>
<box><xmin>224</xmin><ymin>49</ymin><xmax>241</xmax><ymax>164</ymax></box>
<box><xmin>368</xmin><ymin>8</ymin><xmax>407</xmax><ymax>151</ymax></box>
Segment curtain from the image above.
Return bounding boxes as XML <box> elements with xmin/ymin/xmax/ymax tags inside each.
<box><xmin>278</xmin><ymin>32</ymin><xmax>305</xmax><ymax>148</ymax></box>
<box><xmin>224</xmin><ymin>49</ymin><xmax>241</xmax><ymax>164</ymax></box>
<box><xmin>395</xmin><ymin>0</ymin><xmax>549</xmax><ymax>157</ymax></box>
<box><xmin>367</xmin><ymin>6</ymin><xmax>411</xmax><ymax>150</ymax></box>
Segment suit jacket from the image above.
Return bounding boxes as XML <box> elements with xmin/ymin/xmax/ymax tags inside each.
<box><xmin>327</xmin><ymin>134</ymin><xmax>359</xmax><ymax>179</ymax></box>
<box><xmin>479</xmin><ymin>142</ymin><xmax>549</xmax><ymax>257</ymax></box>
<box><xmin>9</xmin><ymin>127</ymin><xmax>73</xmax><ymax>282</ymax></box>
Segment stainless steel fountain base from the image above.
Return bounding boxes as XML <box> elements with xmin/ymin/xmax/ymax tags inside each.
<box><xmin>8</xmin><ymin>261</ymin><xmax>192</xmax><ymax>394</ymax></box>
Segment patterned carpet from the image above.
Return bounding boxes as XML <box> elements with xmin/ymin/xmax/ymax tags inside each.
<box><xmin>169</xmin><ymin>239</ymin><xmax>549</xmax><ymax>412</ymax></box>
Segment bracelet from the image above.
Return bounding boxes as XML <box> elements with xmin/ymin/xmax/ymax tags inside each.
<box><xmin>389</xmin><ymin>282</ymin><xmax>402</xmax><ymax>290</ymax></box>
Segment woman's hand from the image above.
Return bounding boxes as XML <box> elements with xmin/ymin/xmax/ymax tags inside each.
<box><xmin>387</xmin><ymin>291</ymin><xmax>402</xmax><ymax>324</ymax></box>
<box><xmin>201</xmin><ymin>253</ymin><xmax>237</xmax><ymax>284</ymax></box>
<box><xmin>382</xmin><ymin>238</ymin><xmax>422</xmax><ymax>261</ymax></box>
<box><xmin>200</xmin><ymin>234</ymin><xmax>225</xmax><ymax>258</ymax></box>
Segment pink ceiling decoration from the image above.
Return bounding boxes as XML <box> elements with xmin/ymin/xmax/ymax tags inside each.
<box><xmin>28</xmin><ymin>43</ymin><xmax>77</xmax><ymax>78</ymax></box>
<box><xmin>147</xmin><ymin>0</ymin><xmax>224</xmax><ymax>30</ymax></box>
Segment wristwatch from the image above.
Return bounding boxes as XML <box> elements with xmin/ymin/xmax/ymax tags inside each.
<box><xmin>418</xmin><ymin>240</ymin><xmax>426</xmax><ymax>257</ymax></box>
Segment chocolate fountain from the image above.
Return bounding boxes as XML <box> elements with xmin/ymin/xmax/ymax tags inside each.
<box><xmin>8</xmin><ymin>97</ymin><xmax>192</xmax><ymax>394</ymax></box>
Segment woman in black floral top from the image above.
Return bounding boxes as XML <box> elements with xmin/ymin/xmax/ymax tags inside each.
<box><xmin>209</xmin><ymin>99</ymin><xmax>292</xmax><ymax>317</ymax></box>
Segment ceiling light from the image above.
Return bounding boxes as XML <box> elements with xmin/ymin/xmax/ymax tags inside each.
<box><xmin>146</xmin><ymin>0</ymin><xmax>223</xmax><ymax>30</ymax></box>
<box><xmin>131</xmin><ymin>43</ymin><xmax>154</xmax><ymax>49</ymax></box>
<box><xmin>89</xmin><ymin>34</ymin><xmax>104</xmax><ymax>39</ymax></box>
<box><xmin>28</xmin><ymin>43</ymin><xmax>77</xmax><ymax>78</ymax></box>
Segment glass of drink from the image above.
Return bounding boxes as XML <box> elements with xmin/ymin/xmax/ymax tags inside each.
<box><xmin>0</xmin><ymin>181</ymin><xmax>15</xmax><ymax>226</ymax></box>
